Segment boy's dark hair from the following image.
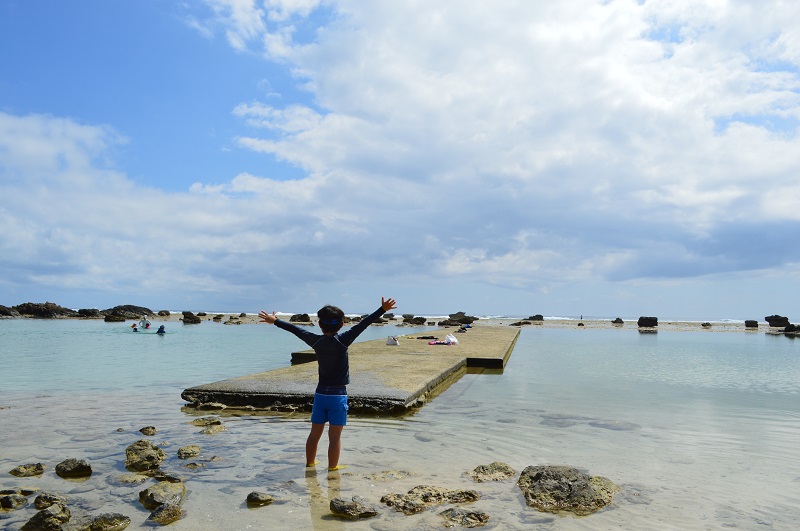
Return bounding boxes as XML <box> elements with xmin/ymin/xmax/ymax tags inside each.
<box><xmin>318</xmin><ymin>305</ymin><xmax>345</xmax><ymax>333</ymax></box>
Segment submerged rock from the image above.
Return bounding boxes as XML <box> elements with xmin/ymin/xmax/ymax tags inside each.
<box><xmin>516</xmin><ymin>465</ymin><xmax>619</xmax><ymax>516</ymax></box>
<box><xmin>466</xmin><ymin>462</ymin><xmax>516</xmax><ymax>482</ymax></box>
<box><xmin>177</xmin><ymin>445</ymin><xmax>201</xmax><ymax>459</ymax></box>
<box><xmin>9</xmin><ymin>463</ymin><xmax>46</xmax><ymax>477</ymax></box>
<box><xmin>0</xmin><ymin>493</ymin><xmax>28</xmax><ymax>510</ymax></box>
<box><xmin>34</xmin><ymin>492</ymin><xmax>67</xmax><ymax>510</ymax></box>
<box><xmin>125</xmin><ymin>440</ymin><xmax>166</xmax><ymax>471</ymax></box>
<box><xmin>381</xmin><ymin>486</ymin><xmax>480</xmax><ymax>515</ymax></box>
<box><xmin>86</xmin><ymin>512</ymin><xmax>132</xmax><ymax>531</ymax></box>
<box><xmin>148</xmin><ymin>503</ymin><xmax>183</xmax><ymax>525</ymax></box>
<box><xmin>139</xmin><ymin>426</ymin><xmax>157</xmax><ymax>436</ymax></box>
<box><xmin>139</xmin><ymin>481</ymin><xmax>186</xmax><ymax>510</ymax></box>
<box><xmin>21</xmin><ymin>503</ymin><xmax>71</xmax><ymax>530</ymax></box>
<box><xmin>189</xmin><ymin>416</ymin><xmax>222</xmax><ymax>426</ymax></box>
<box><xmin>439</xmin><ymin>507</ymin><xmax>490</xmax><ymax>527</ymax></box>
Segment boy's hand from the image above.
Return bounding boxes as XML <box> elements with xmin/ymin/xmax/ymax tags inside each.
<box><xmin>258</xmin><ymin>310</ymin><xmax>278</xmax><ymax>324</ymax></box>
<box><xmin>381</xmin><ymin>297</ymin><xmax>397</xmax><ymax>312</ymax></box>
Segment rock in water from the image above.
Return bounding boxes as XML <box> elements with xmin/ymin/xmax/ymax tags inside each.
<box><xmin>55</xmin><ymin>458</ymin><xmax>92</xmax><ymax>478</ymax></box>
<box><xmin>125</xmin><ymin>440</ymin><xmax>166</xmax><ymax>471</ymax></box>
<box><xmin>516</xmin><ymin>465</ymin><xmax>619</xmax><ymax>516</ymax></box>
<box><xmin>329</xmin><ymin>496</ymin><xmax>379</xmax><ymax>519</ymax></box>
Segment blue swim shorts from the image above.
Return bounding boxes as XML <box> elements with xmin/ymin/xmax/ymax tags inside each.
<box><xmin>311</xmin><ymin>392</ymin><xmax>349</xmax><ymax>426</ymax></box>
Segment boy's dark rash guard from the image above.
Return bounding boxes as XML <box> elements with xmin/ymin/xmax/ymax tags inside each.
<box><xmin>273</xmin><ymin>306</ymin><xmax>387</xmax><ymax>387</ymax></box>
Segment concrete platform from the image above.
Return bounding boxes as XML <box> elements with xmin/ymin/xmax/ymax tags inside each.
<box><xmin>181</xmin><ymin>325</ymin><xmax>519</xmax><ymax>414</ymax></box>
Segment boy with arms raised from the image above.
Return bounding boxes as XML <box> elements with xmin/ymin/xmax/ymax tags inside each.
<box><xmin>259</xmin><ymin>296</ymin><xmax>397</xmax><ymax>470</ymax></box>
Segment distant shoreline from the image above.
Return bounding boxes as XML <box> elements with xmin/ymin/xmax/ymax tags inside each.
<box><xmin>2</xmin><ymin>311</ymin><xmax>789</xmax><ymax>334</ymax></box>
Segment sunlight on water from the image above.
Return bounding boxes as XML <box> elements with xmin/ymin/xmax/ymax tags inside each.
<box><xmin>2</xmin><ymin>320</ymin><xmax>799</xmax><ymax>529</ymax></box>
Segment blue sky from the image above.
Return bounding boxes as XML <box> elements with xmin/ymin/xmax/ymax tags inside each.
<box><xmin>1</xmin><ymin>0</ymin><xmax>799</xmax><ymax>320</ymax></box>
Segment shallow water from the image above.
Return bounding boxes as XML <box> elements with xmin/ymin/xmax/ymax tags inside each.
<box><xmin>2</xmin><ymin>320</ymin><xmax>800</xmax><ymax>530</ymax></box>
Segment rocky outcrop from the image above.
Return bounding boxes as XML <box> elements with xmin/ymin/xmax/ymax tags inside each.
<box><xmin>765</xmin><ymin>315</ymin><xmax>790</xmax><ymax>327</ymax></box>
<box><xmin>181</xmin><ymin>311</ymin><xmax>202</xmax><ymax>324</ymax></box>
<box><xmin>12</xmin><ymin>302</ymin><xmax>80</xmax><ymax>318</ymax></box>
<box><xmin>745</xmin><ymin>320</ymin><xmax>759</xmax><ymax>328</ymax></box>
<box><xmin>0</xmin><ymin>304</ymin><xmax>21</xmax><ymax>318</ymax></box>
<box><xmin>637</xmin><ymin>316</ymin><xmax>658</xmax><ymax>327</ymax></box>
<box><xmin>612</xmin><ymin>318</ymin><xmax>624</xmax><ymax>325</ymax></box>
<box><xmin>516</xmin><ymin>465</ymin><xmax>619</xmax><ymax>516</ymax></box>
<box><xmin>402</xmin><ymin>315</ymin><xmax>427</xmax><ymax>325</ymax></box>
<box><xmin>527</xmin><ymin>314</ymin><xmax>544</xmax><ymax>321</ymax></box>
<box><xmin>103</xmin><ymin>305</ymin><xmax>153</xmax><ymax>319</ymax></box>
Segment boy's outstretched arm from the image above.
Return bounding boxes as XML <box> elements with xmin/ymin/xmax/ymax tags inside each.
<box><xmin>258</xmin><ymin>310</ymin><xmax>278</xmax><ymax>325</ymax></box>
<box><xmin>381</xmin><ymin>297</ymin><xmax>397</xmax><ymax>312</ymax></box>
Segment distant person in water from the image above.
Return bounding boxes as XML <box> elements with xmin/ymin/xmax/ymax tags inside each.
<box><xmin>131</xmin><ymin>323</ymin><xmax>138</xmax><ymax>332</ymax></box>
<box><xmin>156</xmin><ymin>325</ymin><xmax>166</xmax><ymax>334</ymax></box>
<box><xmin>258</xmin><ymin>296</ymin><xmax>397</xmax><ymax>471</ymax></box>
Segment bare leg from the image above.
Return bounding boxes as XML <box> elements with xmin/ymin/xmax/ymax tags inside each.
<box><xmin>327</xmin><ymin>424</ymin><xmax>344</xmax><ymax>469</ymax></box>
<box><xmin>306</xmin><ymin>423</ymin><xmax>325</xmax><ymax>466</ymax></box>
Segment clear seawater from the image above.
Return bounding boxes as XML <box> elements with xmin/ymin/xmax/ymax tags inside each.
<box><xmin>1</xmin><ymin>319</ymin><xmax>799</xmax><ymax>530</ymax></box>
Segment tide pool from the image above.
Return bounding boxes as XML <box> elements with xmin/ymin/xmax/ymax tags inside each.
<box><xmin>2</xmin><ymin>319</ymin><xmax>799</xmax><ymax>530</ymax></box>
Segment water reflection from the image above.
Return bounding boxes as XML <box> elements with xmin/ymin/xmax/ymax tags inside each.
<box><xmin>305</xmin><ymin>468</ymin><xmax>344</xmax><ymax>531</ymax></box>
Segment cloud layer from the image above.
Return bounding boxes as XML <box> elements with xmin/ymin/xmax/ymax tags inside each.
<box><xmin>1</xmin><ymin>1</ymin><xmax>799</xmax><ymax>317</ymax></box>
